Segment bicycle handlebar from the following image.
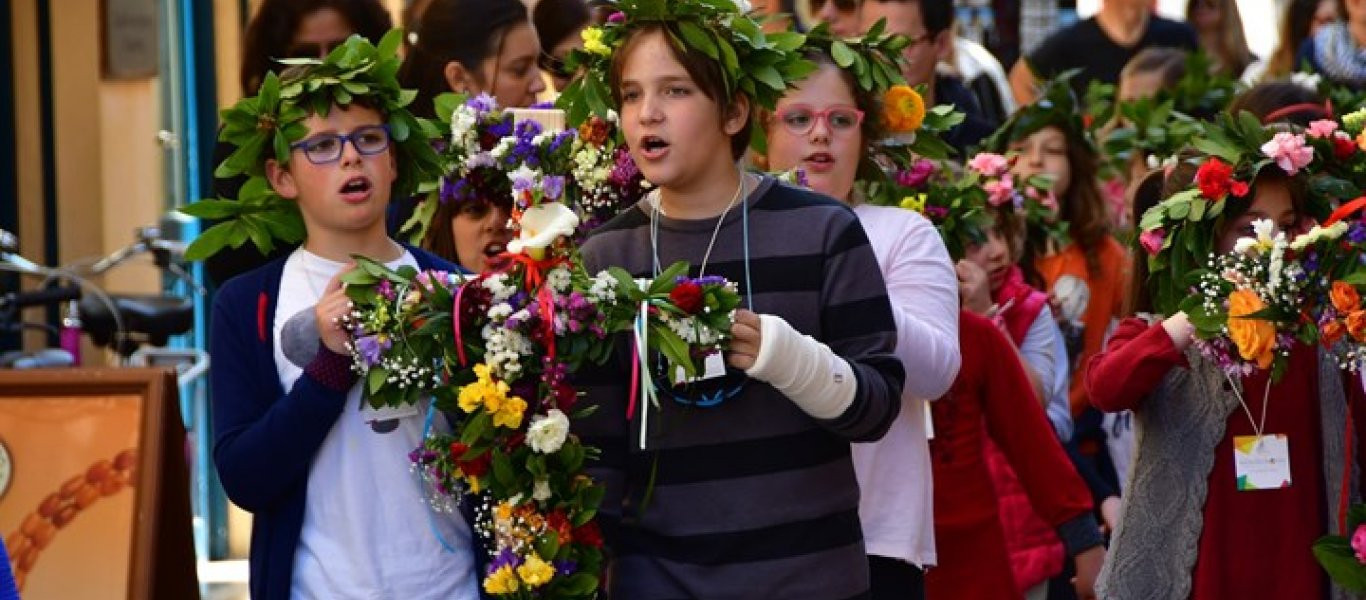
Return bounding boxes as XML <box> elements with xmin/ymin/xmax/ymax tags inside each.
<box><xmin>0</xmin><ymin>285</ymin><xmax>83</xmax><ymax>310</ymax></box>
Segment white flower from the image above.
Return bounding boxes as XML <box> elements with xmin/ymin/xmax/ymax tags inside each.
<box><xmin>588</xmin><ymin>271</ymin><xmax>619</xmax><ymax>303</ymax></box>
<box><xmin>1234</xmin><ymin>218</ymin><xmax>1278</xmax><ymax>256</ymax></box>
<box><xmin>1291</xmin><ymin>71</ymin><xmax>1322</xmax><ymax>91</ymax></box>
<box><xmin>532</xmin><ymin>478</ymin><xmax>552</xmax><ymax>502</ymax></box>
<box><xmin>526</xmin><ymin>409</ymin><xmax>570</xmax><ymax>454</ymax></box>
<box><xmin>482</xmin><ymin>274</ymin><xmax>517</xmax><ymax>302</ymax></box>
<box><xmin>546</xmin><ymin>267</ymin><xmax>572</xmax><ymax>293</ymax></box>
<box><xmin>487</xmin><ymin>303</ymin><xmax>513</xmax><ymax>322</ymax></box>
<box><xmin>508</xmin><ymin>202</ymin><xmax>580</xmax><ymax>257</ymax></box>
<box><xmin>1289</xmin><ymin>222</ymin><xmax>1349</xmax><ymax>250</ymax></box>
<box><xmin>731</xmin><ymin>0</ymin><xmax>752</xmax><ymax>13</ymax></box>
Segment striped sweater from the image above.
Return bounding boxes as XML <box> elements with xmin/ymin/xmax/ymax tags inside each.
<box><xmin>576</xmin><ymin>177</ymin><xmax>905</xmax><ymax>599</ymax></box>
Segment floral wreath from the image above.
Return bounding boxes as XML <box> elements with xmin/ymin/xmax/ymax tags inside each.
<box><xmin>985</xmin><ymin>70</ymin><xmax>1095</xmax><ymax>156</ymax></box>
<box><xmin>182</xmin><ymin>30</ymin><xmax>444</xmax><ymax>261</ymax></box>
<box><xmin>555</xmin><ymin>0</ymin><xmax>815</xmax><ymax>132</ymax></box>
<box><xmin>1138</xmin><ymin>111</ymin><xmax>1342</xmax><ymax>316</ymax></box>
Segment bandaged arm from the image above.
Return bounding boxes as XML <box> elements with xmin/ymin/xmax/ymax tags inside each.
<box><xmin>745</xmin><ymin>314</ymin><xmax>858</xmax><ymax>420</ymax></box>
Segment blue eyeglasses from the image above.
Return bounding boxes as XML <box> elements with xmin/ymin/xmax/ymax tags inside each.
<box><xmin>290</xmin><ymin>124</ymin><xmax>392</xmax><ymax>164</ymax></box>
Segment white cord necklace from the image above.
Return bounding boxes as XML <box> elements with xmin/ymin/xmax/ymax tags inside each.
<box><xmin>649</xmin><ymin>173</ymin><xmax>746</xmax><ymax>278</ymax></box>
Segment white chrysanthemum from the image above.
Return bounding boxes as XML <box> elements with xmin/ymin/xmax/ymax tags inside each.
<box><xmin>526</xmin><ymin>409</ymin><xmax>570</xmax><ymax>454</ymax></box>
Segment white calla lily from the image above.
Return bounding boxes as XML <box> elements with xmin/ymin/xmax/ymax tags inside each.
<box><xmin>508</xmin><ymin>202</ymin><xmax>580</xmax><ymax>260</ymax></box>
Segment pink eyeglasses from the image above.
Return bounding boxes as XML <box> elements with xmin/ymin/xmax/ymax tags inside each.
<box><xmin>773</xmin><ymin>104</ymin><xmax>865</xmax><ymax>136</ymax></box>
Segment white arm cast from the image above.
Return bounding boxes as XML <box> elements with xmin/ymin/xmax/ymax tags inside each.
<box><xmin>744</xmin><ymin>313</ymin><xmax>858</xmax><ymax>420</ymax></box>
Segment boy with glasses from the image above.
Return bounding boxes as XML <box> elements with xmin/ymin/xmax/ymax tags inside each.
<box><xmin>207</xmin><ymin>34</ymin><xmax>477</xmax><ymax>600</ymax></box>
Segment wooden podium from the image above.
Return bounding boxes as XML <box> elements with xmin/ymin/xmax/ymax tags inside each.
<box><xmin>0</xmin><ymin>368</ymin><xmax>199</xmax><ymax>599</ymax></box>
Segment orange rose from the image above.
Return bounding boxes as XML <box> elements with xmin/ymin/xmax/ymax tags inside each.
<box><xmin>1228</xmin><ymin>289</ymin><xmax>1276</xmax><ymax>369</ymax></box>
<box><xmin>1332</xmin><ymin>281</ymin><xmax>1362</xmax><ymax>314</ymax></box>
<box><xmin>1323</xmin><ymin>320</ymin><xmax>1346</xmax><ymax>347</ymax></box>
<box><xmin>1349</xmin><ymin>311</ymin><xmax>1366</xmax><ymax>342</ymax></box>
<box><xmin>882</xmin><ymin>85</ymin><xmax>925</xmax><ymax>133</ymax></box>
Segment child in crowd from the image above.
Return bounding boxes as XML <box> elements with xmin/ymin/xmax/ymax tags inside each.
<box><xmin>764</xmin><ymin>44</ymin><xmax>960</xmax><ymax>599</ymax></box>
<box><xmin>208</xmin><ymin>36</ymin><xmax>478</xmax><ymax>600</ymax></box>
<box><xmin>568</xmin><ymin>4</ymin><xmax>906</xmax><ymax>597</ymax></box>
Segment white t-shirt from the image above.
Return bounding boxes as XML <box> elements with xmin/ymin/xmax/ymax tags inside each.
<box><xmin>850</xmin><ymin>205</ymin><xmax>962</xmax><ymax>568</ymax></box>
<box><xmin>273</xmin><ymin>247</ymin><xmax>479</xmax><ymax>600</ymax></box>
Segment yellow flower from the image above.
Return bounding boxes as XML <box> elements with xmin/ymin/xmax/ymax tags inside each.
<box><xmin>517</xmin><ymin>554</ymin><xmax>556</xmax><ymax>588</ymax></box>
<box><xmin>1227</xmin><ymin>288</ymin><xmax>1276</xmax><ymax>369</ymax></box>
<box><xmin>457</xmin><ymin>380</ymin><xmax>487</xmax><ymax>413</ymax></box>
<box><xmin>582</xmin><ymin>27</ymin><xmax>611</xmax><ymax>56</ymax></box>
<box><xmin>493</xmin><ymin>395</ymin><xmax>527</xmax><ymax>429</ymax></box>
<box><xmin>882</xmin><ymin>85</ymin><xmax>925</xmax><ymax>133</ymax></box>
<box><xmin>899</xmin><ymin>194</ymin><xmax>927</xmax><ymax>213</ymax></box>
<box><xmin>495</xmin><ymin>501</ymin><xmax>515</xmax><ymax>522</ymax></box>
<box><xmin>483</xmin><ymin>565</ymin><xmax>520</xmax><ymax>595</ymax></box>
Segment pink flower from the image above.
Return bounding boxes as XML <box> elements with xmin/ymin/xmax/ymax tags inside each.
<box><xmin>1025</xmin><ymin>185</ymin><xmax>1058</xmax><ymax>209</ymax></box>
<box><xmin>1139</xmin><ymin>228</ymin><xmax>1166</xmax><ymax>256</ymax></box>
<box><xmin>1260</xmin><ymin>132</ymin><xmax>1315</xmax><ymax>175</ymax></box>
<box><xmin>608</xmin><ymin>11</ymin><xmax>625</xmax><ymax>23</ymax></box>
<box><xmin>968</xmin><ymin>152</ymin><xmax>1010</xmax><ymax>178</ymax></box>
<box><xmin>1308</xmin><ymin>119</ymin><xmax>1339</xmax><ymax>139</ymax></box>
<box><xmin>895</xmin><ymin>159</ymin><xmax>935</xmax><ymax>188</ymax></box>
<box><xmin>984</xmin><ymin>176</ymin><xmax>1015</xmax><ymax>206</ymax></box>
<box><xmin>1352</xmin><ymin>524</ymin><xmax>1366</xmax><ymax>563</ymax></box>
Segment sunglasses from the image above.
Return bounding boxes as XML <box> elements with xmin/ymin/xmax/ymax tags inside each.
<box><xmin>809</xmin><ymin>0</ymin><xmax>859</xmax><ymax>13</ymax></box>
<box><xmin>774</xmin><ymin>104</ymin><xmax>865</xmax><ymax>136</ymax></box>
<box><xmin>290</xmin><ymin>125</ymin><xmax>392</xmax><ymax>164</ymax></box>
<box><xmin>539</xmin><ymin>52</ymin><xmax>573</xmax><ymax>79</ymax></box>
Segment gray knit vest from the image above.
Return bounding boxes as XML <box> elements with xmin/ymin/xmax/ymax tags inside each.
<box><xmin>1097</xmin><ymin>348</ymin><xmax>1361</xmax><ymax>600</ymax></box>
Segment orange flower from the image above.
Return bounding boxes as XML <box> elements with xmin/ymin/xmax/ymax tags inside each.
<box><xmin>1333</xmin><ymin>281</ymin><xmax>1363</xmax><ymax>314</ymax></box>
<box><xmin>1228</xmin><ymin>289</ymin><xmax>1276</xmax><ymax>369</ymax></box>
<box><xmin>882</xmin><ymin>85</ymin><xmax>925</xmax><ymax>133</ymax></box>
<box><xmin>1349</xmin><ymin>311</ymin><xmax>1366</xmax><ymax>342</ymax></box>
<box><xmin>1324</xmin><ymin>320</ymin><xmax>1346</xmax><ymax>347</ymax></box>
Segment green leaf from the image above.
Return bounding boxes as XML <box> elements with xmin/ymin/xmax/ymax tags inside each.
<box><xmin>559</xmin><ymin>574</ymin><xmax>599</xmax><ymax>596</ymax></box>
<box><xmin>651</xmin><ymin>261</ymin><xmax>689</xmax><ymax>295</ymax></box>
<box><xmin>368</xmin><ymin>367</ymin><xmax>388</xmax><ymax>395</ymax></box>
<box><xmin>1314</xmin><ymin>536</ymin><xmax>1366</xmax><ymax>593</ymax></box>
<box><xmin>753</xmin><ymin>65</ymin><xmax>784</xmax><ymax>91</ymax></box>
<box><xmin>830</xmin><ymin>41</ymin><xmax>856</xmax><ymax>68</ymax></box>
<box><xmin>1188</xmin><ymin>198</ymin><xmax>1207</xmax><ymax>221</ymax></box>
<box><xmin>184</xmin><ymin>221</ymin><xmax>238</xmax><ymax>261</ymax></box>
<box><xmin>179</xmin><ymin>199</ymin><xmax>243</xmax><ymax>220</ymax></box>
<box><xmin>434</xmin><ymin>92</ymin><xmax>464</xmax><ymax>123</ymax></box>
<box><xmin>377</xmin><ymin>29</ymin><xmax>402</xmax><ymax>59</ymax></box>
<box><xmin>460</xmin><ymin>410</ymin><xmax>490</xmax><ymax>445</ymax></box>
<box><xmin>535</xmin><ymin>531</ymin><xmax>561</xmax><ymax>562</ymax></box>
<box><xmin>650</xmin><ymin>322</ymin><xmax>695</xmax><ymax>378</ymax></box>
<box><xmin>678</xmin><ymin>21</ymin><xmax>720</xmax><ymax>60</ymax></box>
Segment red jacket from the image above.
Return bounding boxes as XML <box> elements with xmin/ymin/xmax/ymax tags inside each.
<box><xmin>927</xmin><ymin>311</ymin><xmax>1097</xmax><ymax>600</ymax></box>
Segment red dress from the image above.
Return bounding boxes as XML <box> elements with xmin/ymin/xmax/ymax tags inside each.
<box><xmin>1087</xmin><ymin>318</ymin><xmax>1332</xmax><ymax>599</ymax></box>
<box><xmin>926</xmin><ymin>311</ymin><xmax>1094</xmax><ymax>600</ymax></box>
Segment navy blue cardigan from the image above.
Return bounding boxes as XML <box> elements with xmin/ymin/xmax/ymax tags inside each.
<box><xmin>210</xmin><ymin>244</ymin><xmax>478</xmax><ymax>599</ymax></box>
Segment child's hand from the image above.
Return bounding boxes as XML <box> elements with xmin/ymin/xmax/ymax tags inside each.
<box><xmin>1071</xmin><ymin>545</ymin><xmax>1105</xmax><ymax>600</ymax></box>
<box><xmin>955</xmin><ymin>260</ymin><xmax>993</xmax><ymax>315</ymax></box>
<box><xmin>1161</xmin><ymin>311</ymin><xmax>1194</xmax><ymax>351</ymax></box>
<box><xmin>727</xmin><ymin>309</ymin><xmax>763</xmax><ymax>370</ymax></box>
<box><xmin>316</xmin><ymin>264</ymin><xmax>355</xmax><ymax>355</ymax></box>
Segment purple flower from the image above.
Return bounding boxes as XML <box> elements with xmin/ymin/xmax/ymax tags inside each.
<box><xmin>488</xmin><ymin>119</ymin><xmax>513</xmax><ymax>139</ymax></box>
<box><xmin>1350</xmin><ymin>223</ymin><xmax>1366</xmax><ymax>244</ymax></box>
<box><xmin>466</xmin><ymin>93</ymin><xmax>497</xmax><ymax>114</ymax></box>
<box><xmin>554</xmin><ymin>559</ymin><xmax>578</xmax><ymax>576</ymax></box>
<box><xmin>531</xmin><ymin>101</ymin><xmax>555</xmax><ymax>109</ymax></box>
<box><xmin>377</xmin><ymin>279</ymin><xmax>396</xmax><ymax>301</ymax></box>
<box><xmin>488</xmin><ymin>548</ymin><xmax>522</xmax><ymax>573</ymax></box>
<box><xmin>355</xmin><ymin>335</ymin><xmax>390</xmax><ymax>367</ymax></box>
<box><xmin>543</xmin><ymin>175</ymin><xmax>566</xmax><ymax>200</ymax></box>
<box><xmin>608</xmin><ymin>11</ymin><xmax>625</xmax><ymax>23</ymax></box>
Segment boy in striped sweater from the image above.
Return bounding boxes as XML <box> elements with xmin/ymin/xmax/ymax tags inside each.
<box><xmin>570</xmin><ymin>8</ymin><xmax>906</xmax><ymax>599</ymax></box>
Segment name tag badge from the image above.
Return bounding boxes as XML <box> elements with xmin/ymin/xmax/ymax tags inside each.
<box><xmin>1233</xmin><ymin>434</ymin><xmax>1292</xmax><ymax>491</ymax></box>
<box><xmin>674</xmin><ymin>352</ymin><xmax>727</xmax><ymax>385</ymax></box>
<box><xmin>361</xmin><ymin>403</ymin><xmax>421</xmax><ymax>423</ymax></box>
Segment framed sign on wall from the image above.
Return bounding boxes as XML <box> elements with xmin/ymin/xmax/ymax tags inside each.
<box><xmin>102</xmin><ymin>0</ymin><xmax>159</xmax><ymax>79</ymax></box>
<box><xmin>0</xmin><ymin>368</ymin><xmax>197</xmax><ymax>599</ymax></box>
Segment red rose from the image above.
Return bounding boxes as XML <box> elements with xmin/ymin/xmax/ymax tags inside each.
<box><xmin>1195</xmin><ymin>158</ymin><xmax>1236</xmax><ymax>199</ymax></box>
<box><xmin>449</xmin><ymin>443</ymin><xmax>491</xmax><ymax>477</ymax></box>
<box><xmin>1336</xmin><ymin>135</ymin><xmax>1358</xmax><ymax>159</ymax></box>
<box><xmin>572</xmin><ymin>520</ymin><xmax>604</xmax><ymax>548</ymax></box>
<box><xmin>669</xmin><ymin>281</ymin><xmax>704</xmax><ymax>315</ymax></box>
<box><xmin>547</xmin><ymin>509</ymin><xmax>574</xmax><ymax>543</ymax></box>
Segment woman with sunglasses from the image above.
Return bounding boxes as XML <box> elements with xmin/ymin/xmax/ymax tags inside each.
<box><xmin>763</xmin><ymin>51</ymin><xmax>961</xmax><ymax>600</ymax></box>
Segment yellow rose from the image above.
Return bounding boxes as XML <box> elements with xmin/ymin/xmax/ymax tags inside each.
<box><xmin>1333</xmin><ymin>281</ymin><xmax>1362</xmax><ymax>314</ymax></box>
<box><xmin>1227</xmin><ymin>288</ymin><xmax>1276</xmax><ymax>369</ymax></box>
<box><xmin>517</xmin><ymin>554</ymin><xmax>556</xmax><ymax>588</ymax></box>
